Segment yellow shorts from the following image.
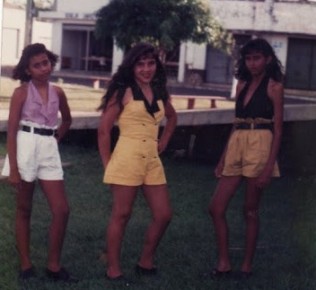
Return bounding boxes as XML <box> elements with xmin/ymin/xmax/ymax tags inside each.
<box><xmin>104</xmin><ymin>136</ymin><xmax>166</xmax><ymax>186</ymax></box>
<box><xmin>222</xmin><ymin>129</ymin><xmax>280</xmax><ymax>178</ymax></box>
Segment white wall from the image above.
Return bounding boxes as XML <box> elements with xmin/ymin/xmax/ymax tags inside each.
<box><xmin>185</xmin><ymin>42</ymin><xmax>207</xmax><ymax>70</ymax></box>
<box><xmin>263</xmin><ymin>34</ymin><xmax>288</xmax><ymax>70</ymax></box>
<box><xmin>39</xmin><ymin>0</ymin><xmax>109</xmax><ymax>24</ymax></box>
<box><xmin>111</xmin><ymin>40</ymin><xmax>123</xmax><ymax>75</ymax></box>
<box><xmin>209</xmin><ymin>0</ymin><xmax>316</xmax><ymax>35</ymax></box>
<box><xmin>38</xmin><ymin>0</ymin><xmax>110</xmax><ymax>20</ymax></box>
<box><xmin>1</xmin><ymin>7</ymin><xmax>26</xmax><ymax>65</ymax></box>
<box><xmin>56</xmin><ymin>0</ymin><xmax>109</xmax><ymax>14</ymax></box>
<box><xmin>32</xmin><ymin>20</ymin><xmax>53</xmax><ymax>50</ymax></box>
<box><xmin>51</xmin><ymin>22</ymin><xmax>63</xmax><ymax>70</ymax></box>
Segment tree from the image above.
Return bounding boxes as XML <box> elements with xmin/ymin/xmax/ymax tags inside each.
<box><xmin>94</xmin><ymin>0</ymin><xmax>231</xmax><ymax>61</ymax></box>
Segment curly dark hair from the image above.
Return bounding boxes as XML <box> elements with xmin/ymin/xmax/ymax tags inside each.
<box><xmin>235</xmin><ymin>38</ymin><xmax>284</xmax><ymax>82</ymax></box>
<box><xmin>12</xmin><ymin>43</ymin><xmax>58</xmax><ymax>82</ymax></box>
<box><xmin>98</xmin><ymin>42</ymin><xmax>169</xmax><ymax>111</ymax></box>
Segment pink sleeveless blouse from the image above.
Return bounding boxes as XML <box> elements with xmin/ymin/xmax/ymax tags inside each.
<box><xmin>21</xmin><ymin>81</ymin><xmax>59</xmax><ymax>127</ymax></box>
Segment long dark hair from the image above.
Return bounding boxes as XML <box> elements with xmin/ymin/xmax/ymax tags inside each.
<box><xmin>98</xmin><ymin>42</ymin><xmax>169</xmax><ymax>111</ymax></box>
<box><xmin>12</xmin><ymin>43</ymin><xmax>58</xmax><ymax>82</ymax></box>
<box><xmin>235</xmin><ymin>38</ymin><xmax>284</xmax><ymax>82</ymax></box>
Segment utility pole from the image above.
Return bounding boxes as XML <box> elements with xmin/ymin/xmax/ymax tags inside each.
<box><xmin>0</xmin><ymin>0</ymin><xmax>3</xmax><ymax>80</ymax></box>
<box><xmin>24</xmin><ymin>0</ymin><xmax>34</xmax><ymax>46</ymax></box>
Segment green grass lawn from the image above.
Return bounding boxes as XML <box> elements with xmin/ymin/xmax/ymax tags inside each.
<box><xmin>1</xmin><ymin>133</ymin><xmax>316</xmax><ymax>290</ymax></box>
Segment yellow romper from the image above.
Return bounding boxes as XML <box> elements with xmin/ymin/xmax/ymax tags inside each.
<box><xmin>103</xmin><ymin>98</ymin><xmax>166</xmax><ymax>186</ymax></box>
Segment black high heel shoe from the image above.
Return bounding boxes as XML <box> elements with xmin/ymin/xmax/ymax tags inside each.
<box><xmin>46</xmin><ymin>267</ymin><xmax>79</xmax><ymax>283</ymax></box>
<box><xmin>135</xmin><ymin>264</ymin><xmax>157</xmax><ymax>276</ymax></box>
<box><xmin>209</xmin><ymin>268</ymin><xmax>232</xmax><ymax>279</ymax></box>
<box><xmin>19</xmin><ymin>266</ymin><xmax>36</xmax><ymax>280</ymax></box>
<box><xmin>105</xmin><ymin>273</ymin><xmax>133</xmax><ymax>287</ymax></box>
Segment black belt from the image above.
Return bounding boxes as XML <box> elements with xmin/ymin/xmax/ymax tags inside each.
<box><xmin>21</xmin><ymin>125</ymin><xmax>57</xmax><ymax>136</ymax></box>
<box><xmin>235</xmin><ymin>123</ymin><xmax>272</xmax><ymax>130</ymax></box>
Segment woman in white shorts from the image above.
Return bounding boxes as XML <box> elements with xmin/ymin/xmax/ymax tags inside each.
<box><xmin>1</xmin><ymin>43</ymin><xmax>76</xmax><ymax>282</ymax></box>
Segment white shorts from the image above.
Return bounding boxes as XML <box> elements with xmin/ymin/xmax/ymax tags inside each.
<box><xmin>1</xmin><ymin>127</ymin><xmax>63</xmax><ymax>182</ymax></box>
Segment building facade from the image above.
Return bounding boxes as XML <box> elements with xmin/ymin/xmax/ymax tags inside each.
<box><xmin>1</xmin><ymin>0</ymin><xmax>316</xmax><ymax>93</ymax></box>
<box><xmin>204</xmin><ymin>0</ymin><xmax>316</xmax><ymax>92</ymax></box>
<box><xmin>1</xmin><ymin>0</ymin><xmax>122</xmax><ymax>73</ymax></box>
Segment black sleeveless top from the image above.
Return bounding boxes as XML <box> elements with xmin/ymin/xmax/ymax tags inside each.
<box><xmin>235</xmin><ymin>76</ymin><xmax>274</xmax><ymax>119</ymax></box>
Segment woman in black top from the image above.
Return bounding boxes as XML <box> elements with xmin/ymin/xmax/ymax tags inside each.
<box><xmin>208</xmin><ymin>38</ymin><xmax>284</xmax><ymax>279</ymax></box>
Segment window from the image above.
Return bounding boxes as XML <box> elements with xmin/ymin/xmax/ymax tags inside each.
<box><xmin>285</xmin><ymin>38</ymin><xmax>316</xmax><ymax>90</ymax></box>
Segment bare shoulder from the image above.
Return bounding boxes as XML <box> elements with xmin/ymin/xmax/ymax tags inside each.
<box><xmin>267</xmin><ymin>79</ymin><xmax>284</xmax><ymax>98</ymax></box>
<box><xmin>52</xmin><ymin>85</ymin><xmax>66</xmax><ymax>97</ymax></box>
<box><xmin>14</xmin><ymin>82</ymin><xmax>28</xmax><ymax>93</ymax></box>
<box><xmin>125</xmin><ymin>87</ymin><xmax>133</xmax><ymax>97</ymax></box>
<box><xmin>237</xmin><ymin>80</ymin><xmax>246</xmax><ymax>89</ymax></box>
<box><xmin>235</xmin><ymin>80</ymin><xmax>246</xmax><ymax>98</ymax></box>
<box><xmin>12</xmin><ymin>83</ymin><xmax>28</xmax><ymax>101</ymax></box>
<box><xmin>122</xmin><ymin>87</ymin><xmax>133</xmax><ymax>105</ymax></box>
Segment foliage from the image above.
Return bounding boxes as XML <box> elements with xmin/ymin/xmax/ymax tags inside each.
<box><xmin>95</xmin><ymin>0</ymin><xmax>232</xmax><ymax>56</ymax></box>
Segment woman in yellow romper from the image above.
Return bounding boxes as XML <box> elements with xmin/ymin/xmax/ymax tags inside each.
<box><xmin>98</xmin><ymin>43</ymin><xmax>177</xmax><ymax>282</ymax></box>
<box><xmin>208</xmin><ymin>38</ymin><xmax>284</xmax><ymax>279</ymax></box>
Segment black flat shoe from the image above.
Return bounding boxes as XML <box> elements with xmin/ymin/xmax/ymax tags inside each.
<box><xmin>46</xmin><ymin>267</ymin><xmax>79</xmax><ymax>283</ymax></box>
<box><xmin>210</xmin><ymin>268</ymin><xmax>232</xmax><ymax>279</ymax></box>
<box><xmin>19</xmin><ymin>267</ymin><xmax>36</xmax><ymax>280</ymax></box>
<box><xmin>105</xmin><ymin>274</ymin><xmax>133</xmax><ymax>287</ymax></box>
<box><xmin>232</xmin><ymin>270</ymin><xmax>253</xmax><ymax>280</ymax></box>
<box><xmin>135</xmin><ymin>264</ymin><xmax>157</xmax><ymax>276</ymax></box>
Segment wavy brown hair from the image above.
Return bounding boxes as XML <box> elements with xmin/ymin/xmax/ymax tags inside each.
<box><xmin>98</xmin><ymin>42</ymin><xmax>169</xmax><ymax>111</ymax></box>
<box><xmin>235</xmin><ymin>38</ymin><xmax>284</xmax><ymax>82</ymax></box>
<box><xmin>12</xmin><ymin>43</ymin><xmax>58</xmax><ymax>82</ymax></box>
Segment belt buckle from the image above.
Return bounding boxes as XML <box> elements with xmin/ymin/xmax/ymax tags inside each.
<box><xmin>22</xmin><ymin>125</ymin><xmax>32</xmax><ymax>133</ymax></box>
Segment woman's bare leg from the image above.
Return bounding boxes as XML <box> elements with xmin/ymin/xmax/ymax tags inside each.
<box><xmin>39</xmin><ymin>179</ymin><xmax>69</xmax><ymax>272</ymax></box>
<box><xmin>241</xmin><ymin>178</ymin><xmax>263</xmax><ymax>273</ymax></box>
<box><xmin>138</xmin><ymin>184</ymin><xmax>172</xmax><ymax>269</ymax></box>
<box><xmin>106</xmin><ymin>185</ymin><xmax>138</xmax><ymax>278</ymax></box>
<box><xmin>15</xmin><ymin>181</ymin><xmax>35</xmax><ymax>270</ymax></box>
<box><xmin>209</xmin><ymin>176</ymin><xmax>242</xmax><ymax>271</ymax></box>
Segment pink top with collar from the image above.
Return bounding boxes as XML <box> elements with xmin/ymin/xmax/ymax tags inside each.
<box><xmin>21</xmin><ymin>81</ymin><xmax>59</xmax><ymax>127</ymax></box>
